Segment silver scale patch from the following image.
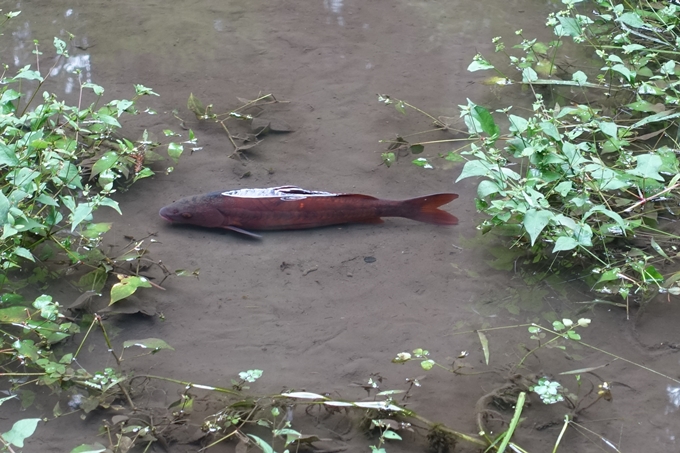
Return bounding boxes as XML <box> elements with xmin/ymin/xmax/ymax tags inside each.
<box><xmin>221</xmin><ymin>185</ymin><xmax>339</xmax><ymax>201</ymax></box>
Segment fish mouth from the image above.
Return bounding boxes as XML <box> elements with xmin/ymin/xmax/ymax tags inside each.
<box><xmin>159</xmin><ymin>207</ymin><xmax>173</xmax><ymax>223</ymax></box>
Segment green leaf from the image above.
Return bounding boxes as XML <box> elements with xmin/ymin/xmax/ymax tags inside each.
<box><xmin>553</xmin><ymin>236</ymin><xmax>578</xmax><ymax>253</ymax></box>
<box><xmin>598</xmin><ymin>121</ymin><xmax>617</xmax><ymax>138</ymax></box>
<box><xmin>555</xmin><ymin>16</ymin><xmax>581</xmax><ymax>38</ymax></box>
<box><xmin>617</xmin><ymin>12</ymin><xmax>645</xmax><ymax>29</ymax></box>
<box><xmin>583</xmin><ymin>206</ymin><xmax>626</xmax><ymax>232</ymax></box>
<box><xmin>14</xmin><ymin>246</ymin><xmax>34</xmax><ymax>262</ymax></box>
<box><xmin>282</xmin><ymin>391</ymin><xmax>327</xmax><ymax>399</ymax></box>
<box><xmin>10</xmin><ymin>167</ymin><xmax>41</xmax><ymax>187</ymax></box>
<box><xmin>554</xmin><ymin>181</ymin><xmax>572</xmax><ymax>196</ymax></box>
<box><xmin>381</xmin><ymin>152</ymin><xmax>396</xmax><ymax>167</ymax></box>
<box><xmin>661</xmin><ymin>60</ymin><xmax>676</xmax><ymax>76</ymax></box>
<box><xmin>36</xmin><ymin>193</ymin><xmax>59</xmax><ymax>207</ymax></box>
<box><xmin>77</xmin><ymin>267</ymin><xmax>108</xmax><ymax>293</ymax></box>
<box><xmin>477</xmin><ymin>180</ymin><xmax>502</xmax><ymax>198</ymax></box>
<box><xmin>642</xmin><ymin>265</ymin><xmax>663</xmax><ymax>283</ymax></box>
<box><xmin>53</xmin><ymin>37</ymin><xmax>68</xmax><ymax>56</ymax></box>
<box><xmin>477</xmin><ymin>330</ymin><xmax>490</xmax><ymax>365</ymax></box>
<box><xmin>650</xmin><ymin>237</ymin><xmax>671</xmax><ymax>260</ymax></box>
<box><xmin>0</xmin><ymin>395</ymin><xmax>18</xmax><ymax>406</ymax></box>
<box><xmin>0</xmin><ymin>143</ymin><xmax>20</xmax><ymax>166</ymax></box>
<box><xmin>175</xmin><ymin>268</ymin><xmax>200</xmax><ymax>278</ymax></box>
<box><xmin>572</xmin><ymin>71</ymin><xmax>587</xmax><ymax>84</ymax></box>
<box><xmin>630</xmin><ymin>111</ymin><xmax>680</xmax><ymax>129</ymax></box>
<box><xmin>12</xmin><ymin>339</ymin><xmax>40</xmax><ymax>361</ymax></box>
<box><xmin>0</xmin><ymin>191</ymin><xmax>9</xmax><ymax>224</ymax></box>
<box><xmin>134</xmin><ymin>84</ymin><xmax>159</xmax><ymax>96</ymax></box>
<box><xmin>610</xmin><ymin>64</ymin><xmax>634</xmax><ymax>83</ymax></box>
<box><xmin>187</xmin><ymin>93</ymin><xmax>205</xmax><ymax>117</ymax></box>
<box><xmin>1</xmin><ymin>418</ymin><xmax>40</xmax><ymax>448</ymax></box>
<box><xmin>622</xmin><ymin>44</ymin><xmax>645</xmax><ymax>53</ymax></box>
<box><xmin>467</xmin><ymin>55</ymin><xmax>495</xmax><ymax>72</ymax></box>
<box><xmin>658</xmin><ymin>147</ymin><xmax>679</xmax><ymax>174</ymax></box>
<box><xmin>70</xmin><ymin>203</ymin><xmax>94</xmax><ymax>231</ymax></box>
<box><xmin>82</xmin><ymin>222</ymin><xmax>113</xmax><ymax>238</ymax></box>
<box><xmin>58</xmin><ymin>162</ymin><xmax>82</xmax><ymax>189</ymax></box>
<box><xmin>596</xmin><ymin>268</ymin><xmax>621</xmax><ymax>284</ymax></box>
<box><xmin>508</xmin><ymin>115</ymin><xmax>528</xmax><ymax>134</ymax></box>
<box><xmin>442</xmin><ymin>151</ymin><xmax>464</xmax><ymax>162</ymax></box>
<box><xmin>96</xmin><ymin>113</ymin><xmax>121</xmax><ymax>128</ymax></box>
<box><xmin>412</xmin><ymin>157</ymin><xmax>432</xmax><ymax>168</ymax></box>
<box><xmin>0</xmin><ymin>88</ymin><xmax>21</xmax><ymax>106</ymax></box>
<box><xmin>110</xmin><ymin>99</ymin><xmax>134</xmax><ymax>117</ymax></box>
<box><xmin>82</xmin><ymin>83</ymin><xmax>104</xmax><ymax>96</ymax></box>
<box><xmin>472</xmin><ymin>104</ymin><xmax>500</xmax><ymax>138</ymax></box>
<box><xmin>0</xmin><ymin>306</ymin><xmax>30</xmax><ymax>323</ymax></box>
<box><xmin>539</xmin><ymin>121</ymin><xmax>561</xmax><ymax>141</ymax></box>
<box><xmin>626</xmin><ymin>100</ymin><xmax>662</xmax><ymax>112</ymax></box>
<box><xmin>109</xmin><ymin>275</ymin><xmax>152</xmax><ymax>305</ymax></box>
<box><xmin>247</xmin><ymin>435</ymin><xmax>275</xmax><ymax>453</ymax></box>
<box><xmin>455</xmin><ymin>160</ymin><xmax>495</xmax><ymax>182</ymax></box>
<box><xmin>91</xmin><ymin>152</ymin><xmax>119</xmax><ymax>178</ymax></box>
<box><xmin>573</xmin><ymin>223</ymin><xmax>593</xmax><ymax>247</ymax></box>
<box><xmin>123</xmin><ymin>338</ymin><xmax>174</xmax><ymax>351</ymax></box>
<box><xmin>99</xmin><ymin>197</ymin><xmax>122</xmax><ymax>215</ymax></box>
<box><xmin>566</xmin><ymin>330</ymin><xmax>581</xmax><ymax>340</ymax></box>
<box><xmin>522</xmin><ymin>67</ymin><xmax>538</xmax><ymax>83</ymax></box>
<box><xmin>167</xmin><ymin>142</ymin><xmax>183</xmax><ymax>163</ymax></box>
<box><xmin>409</xmin><ymin>144</ymin><xmax>424</xmax><ymax>154</ymax></box>
<box><xmin>420</xmin><ymin>359</ymin><xmax>435</xmax><ymax>371</ymax></box>
<box><xmin>625</xmin><ymin>154</ymin><xmax>664</xmax><ymax>181</ymax></box>
<box><xmin>15</xmin><ymin>65</ymin><xmax>43</xmax><ymax>82</ymax></box>
<box><xmin>69</xmin><ymin>443</ymin><xmax>107</xmax><ymax>453</ymax></box>
<box><xmin>382</xmin><ymin>430</ymin><xmax>402</xmax><ymax>440</ymax></box>
<box><xmin>523</xmin><ymin>209</ymin><xmax>554</xmax><ymax>246</ymax></box>
<box><xmin>133</xmin><ymin>167</ymin><xmax>154</xmax><ymax>182</ymax></box>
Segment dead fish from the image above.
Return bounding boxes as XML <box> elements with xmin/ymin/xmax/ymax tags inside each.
<box><xmin>159</xmin><ymin>185</ymin><xmax>458</xmax><ymax>238</ymax></box>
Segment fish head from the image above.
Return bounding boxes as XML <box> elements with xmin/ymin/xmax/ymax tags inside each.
<box><xmin>159</xmin><ymin>194</ymin><xmax>226</xmax><ymax>228</ymax></box>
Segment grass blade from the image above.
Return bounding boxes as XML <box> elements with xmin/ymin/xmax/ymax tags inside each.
<box><xmin>477</xmin><ymin>330</ymin><xmax>490</xmax><ymax>365</ymax></box>
<box><xmin>498</xmin><ymin>392</ymin><xmax>526</xmax><ymax>453</ymax></box>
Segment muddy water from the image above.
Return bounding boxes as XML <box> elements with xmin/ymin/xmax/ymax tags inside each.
<box><xmin>2</xmin><ymin>1</ymin><xmax>679</xmax><ymax>452</ymax></box>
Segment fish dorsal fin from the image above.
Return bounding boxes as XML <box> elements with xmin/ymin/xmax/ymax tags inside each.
<box><xmin>336</xmin><ymin>193</ymin><xmax>379</xmax><ymax>200</ymax></box>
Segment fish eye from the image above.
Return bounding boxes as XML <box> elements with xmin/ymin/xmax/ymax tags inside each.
<box><xmin>181</xmin><ymin>213</ymin><xmax>193</xmax><ymax>219</ymax></box>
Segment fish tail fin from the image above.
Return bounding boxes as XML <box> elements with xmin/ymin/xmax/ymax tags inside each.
<box><xmin>400</xmin><ymin>193</ymin><xmax>459</xmax><ymax>225</ymax></box>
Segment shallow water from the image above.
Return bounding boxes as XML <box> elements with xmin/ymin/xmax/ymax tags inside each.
<box><xmin>2</xmin><ymin>1</ymin><xmax>679</xmax><ymax>452</ymax></box>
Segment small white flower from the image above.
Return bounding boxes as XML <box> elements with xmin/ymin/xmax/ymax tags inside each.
<box><xmin>396</xmin><ymin>352</ymin><xmax>411</xmax><ymax>361</ymax></box>
<box><xmin>577</xmin><ymin>318</ymin><xmax>591</xmax><ymax>327</ymax></box>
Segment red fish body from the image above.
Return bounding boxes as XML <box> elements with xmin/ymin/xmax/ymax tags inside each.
<box><xmin>159</xmin><ymin>186</ymin><xmax>458</xmax><ymax>237</ymax></box>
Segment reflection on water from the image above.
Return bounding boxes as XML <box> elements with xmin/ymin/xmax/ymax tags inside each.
<box><xmin>7</xmin><ymin>4</ymin><xmax>92</xmax><ymax>94</ymax></box>
<box><xmin>324</xmin><ymin>0</ymin><xmax>345</xmax><ymax>26</ymax></box>
<box><xmin>49</xmin><ymin>54</ymin><xmax>92</xmax><ymax>94</ymax></box>
<box><xmin>665</xmin><ymin>385</ymin><xmax>679</xmax><ymax>443</ymax></box>
<box><xmin>668</xmin><ymin>385</ymin><xmax>680</xmax><ymax>412</ymax></box>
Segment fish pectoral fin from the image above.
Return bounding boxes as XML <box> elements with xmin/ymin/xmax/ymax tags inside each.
<box><xmin>224</xmin><ymin>226</ymin><xmax>262</xmax><ymax>238</ymax></box>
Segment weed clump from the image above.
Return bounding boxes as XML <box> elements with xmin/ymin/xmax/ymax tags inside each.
<box><xmin>426</xmin><ymin>424</ymin><xmax>456</xmax><ymax>453</ymax></box>
<box><xmin>380</xmin><ymin>1</ymin><xmax>680</xmax><ymax>308</ymax></box>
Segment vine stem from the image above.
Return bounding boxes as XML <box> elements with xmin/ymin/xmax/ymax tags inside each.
<box><xmin>135</xmin><ymin>374</ymin><xmax>241</xmax><ymax>396</ymax></box>
<box><xmin>404</xmin><ymin>412</ymin><xmax>487</xmax><ymax>447</ymax></box>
